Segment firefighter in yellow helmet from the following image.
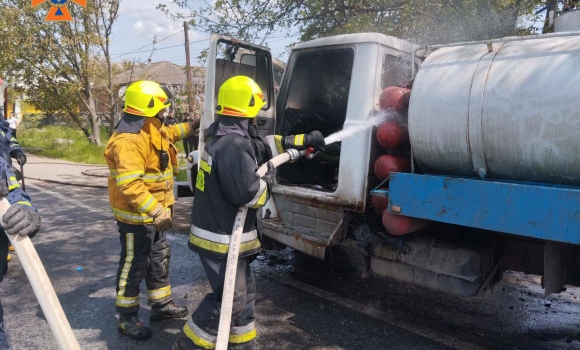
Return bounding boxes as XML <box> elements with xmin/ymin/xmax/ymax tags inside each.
<box><xmin>172</xmin><ymin>76</ymin><xmax>325</xmax><ymax>350</ymax></box>
<box><xmin>105</xmin><ymin>80</ymin><xmax>198</xmax><ymax>341</ymax></box>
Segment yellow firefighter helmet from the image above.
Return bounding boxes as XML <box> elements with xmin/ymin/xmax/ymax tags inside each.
<box><xmin>123</xmin><ymin>80</ymin><xmax>172</xmax><ymax>117</ymax></box>
<box><xmin>216</xmin><ymin>76</ymin><xmax>265</xmax><ymax>118</ymax></box>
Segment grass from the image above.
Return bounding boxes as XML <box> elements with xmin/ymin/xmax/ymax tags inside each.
<box><xmin>176</xmin><ymin>170</ymin><xmax>189</xmax><ymax>182</ymax></box>
<box><xmin>19</xmin><ymin>125</ymin><xmax>192</xmax><ymax>176</ymax></box>
<box><xmin>19</xmin><ymin>126</ymin><xmax>108</xmax><ymax>165</ymax></box>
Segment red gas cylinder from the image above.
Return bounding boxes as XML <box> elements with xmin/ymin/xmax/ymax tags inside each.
<box><xmin>370</xmin><ymin>190</ymin><xmax>388</xmax><ymax>215</ymax></box>
<box><xmin>379</xmin><ymin>86</ymin><xmax>411</xmax><ymax>113</ymax></box>
<box><xmin>376</xmin><ymin>121</ymin><xmax>409</xmax><ymax>150</ymax></box>
<box><xmin>373</xmin><ymin>155</ymin><xmax>411</xmax><ymax>180</ymax></box>
<box><xmin>382</xmin><ymin>210</ymin><xmax>429</xmax><ymax>236</ymax></box>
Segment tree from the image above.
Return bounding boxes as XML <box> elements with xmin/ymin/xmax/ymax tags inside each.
<box><xmin>165</xmin><ymin>0</ymin><xmax>543</xmax><ymax>47</ymax></box>
<box><xmin>87</xmin><ymin>0</ymin><xmax>122</xmax><ymax>136</ymax></box>
<box><xmin>0</xmin><ymin>0</ymin><xmax>121</xmax><ymax>145</ymax></box>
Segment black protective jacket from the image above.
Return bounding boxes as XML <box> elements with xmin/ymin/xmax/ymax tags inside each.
<box><xmin>188</xmin><ymin>121</ymin><xmax>269</xmax><ymax>259</ymax></box>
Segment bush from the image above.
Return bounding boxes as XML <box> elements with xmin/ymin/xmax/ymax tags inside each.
<box><xmin>19</xmin><ymin>126</ymin><xmax>107</xmax><ymax>164</ymax></box>
<box><xmin>19</xmin><ymin>125</ymin><xmax>190</xmax><ymax>167</ymax></box>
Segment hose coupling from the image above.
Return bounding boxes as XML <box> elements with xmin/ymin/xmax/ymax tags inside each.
<box><xmin>285</xmin><ymin>148</ymin><xmax>301</xmax><ymax>163</ymax></box>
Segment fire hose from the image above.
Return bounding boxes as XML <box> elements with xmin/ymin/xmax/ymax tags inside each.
<box><xmin>215</xmin><ymin>148</ymin><xmax>307</xmax><ymax>350</ymax></box>
<box><xmin>0</xmin><ymin>198</ymin><xmax>80</xmax><ymax>350</ymax></box>
<box><xmin>19</xmin><ymin>162</ymin><xmax>25</xmax><ymax>192</ymax></box>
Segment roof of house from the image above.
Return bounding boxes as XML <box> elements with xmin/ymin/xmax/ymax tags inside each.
<box><xmin>114</xmin><ymin>61</ymin><xmax>206</xmax><ymax>86</ymax></box>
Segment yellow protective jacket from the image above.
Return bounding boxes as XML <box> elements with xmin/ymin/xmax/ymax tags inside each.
<box><xmin>105</xmin><ymin>117</ymin><xmax>192</xmax><ymax>225</ymax></box>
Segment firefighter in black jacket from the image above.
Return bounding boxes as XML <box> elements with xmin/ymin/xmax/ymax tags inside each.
<box><xmin>172</xmin><ymin>76</ymin><xmax>325</xmax><ymax>350</ymax></box>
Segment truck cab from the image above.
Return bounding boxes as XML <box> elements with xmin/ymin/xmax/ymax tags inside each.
<box><xmin>191</xmin><ymin>33</ymin><xmax>418</xmax><ymax>259</ymax></box>
<box><xmin>189</xmin><ymin>30</ymin><xmax>580</xmax><ymax>299</ymax></box>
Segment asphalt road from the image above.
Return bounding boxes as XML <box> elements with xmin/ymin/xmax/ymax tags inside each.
<box><xmin>1</xmin><ymin>180</ymin><xmax>580</xmax><ymax>349</ymax></box>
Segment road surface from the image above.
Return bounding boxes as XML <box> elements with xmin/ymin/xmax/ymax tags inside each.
<box><xmin>1</xmin><ymin>179</ymin><xmax>579</xmax><ymax>349</ymax></box>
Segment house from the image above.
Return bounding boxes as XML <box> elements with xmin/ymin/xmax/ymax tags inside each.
<box><xmin>112</xmin><ymin>61</ymin><xmax>206</xmax><ymax>121</ymax></box>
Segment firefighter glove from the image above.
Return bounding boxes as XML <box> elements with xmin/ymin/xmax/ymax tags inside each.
<box><xmin>188</xmin><ymin>119</ymin><xmax>200</xmax><ymax>136</ymax></box>
<box><xmin>304</xmin><ymin>131</ymin><xmax>326</xmax><ymax>152</ymax></box>
<box><xmin>11</xmin><ymin>151</ymin><xmax>27</xmax><ymax>166</ymax></box>
<box><xmin>3</xmin><ymin>206</ymin><xmax>40</xmax><ymax>236</ymax></box>
<box><xmin>261</xmin><ymin>161</ymin><xmax>275</xmax><ymax>187</ymax></box>
<box><xmin>9</xmin><ymin>166</ymin><xmax>22</xmax><ymax>181</ymax></box>
<box><xmin>152</xmin><ymin>205</ymin><xmax>173</xmax><ymax>232</ymax></box>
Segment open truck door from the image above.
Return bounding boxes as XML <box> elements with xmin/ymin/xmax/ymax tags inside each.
<box><xmin>199</xmin><ymin>34</ymin><xmax>277</xmax><ymax>146</ymax></box>
<box><xmin>188</xmin><ymin>34</ymin><xmax>277</xmax><ymax>193</ymax></box>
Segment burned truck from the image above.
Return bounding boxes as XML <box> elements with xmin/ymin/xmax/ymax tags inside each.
<box><xmin>188</xmin><ymin>20</ymin><xmax>580</xmax><ymax>298</ymax></box>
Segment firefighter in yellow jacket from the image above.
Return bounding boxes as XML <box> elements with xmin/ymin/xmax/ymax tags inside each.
<box><xmin>105</xmin><ymin>80</ymin><xmax>196</xmax><ymax>341</ymax></box>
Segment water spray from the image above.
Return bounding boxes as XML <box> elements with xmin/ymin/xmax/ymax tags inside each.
<box><xmin>324</xmin><ymin>109</ymin><xmax>401</xmax><ymax>146</ymax></box>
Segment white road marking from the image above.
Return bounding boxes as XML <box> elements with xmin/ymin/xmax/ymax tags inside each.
<box><xmin>268</xmin><ymin>275</ymin><xmax>486</xmax><ymax>350</ymax></box>
<box><xmin>26</xmin><ymin>182</ymin><xmax>111</xmax><ymax>217</ymax></box>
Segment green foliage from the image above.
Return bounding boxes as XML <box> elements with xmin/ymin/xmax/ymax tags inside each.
<box><xmin>18</xmin><ymin>126</ymin><xmax>108</xmax><ymax>165</ymax></box>
<box><xmin>19</xmin><ymin>126</ymin><xmax>192</xmax><ymax>177</ymax></box>
<box><xmin>168</xmin><ymin>0</ymin><xmax>544</xmax><ymax>46</ymax></box>
<box><xmin>20</xmin><ymin>113</ymin><xmax>45</xmax><ymax>131</ymax></box>
<box><xmin>0</xmin><ymin>0</ymin><xmax>121</xmax><ymax>146</ymax></box>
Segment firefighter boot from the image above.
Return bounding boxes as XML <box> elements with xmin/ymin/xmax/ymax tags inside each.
<box><xmin>150</xmin><ymin>301</ymin><xmax>188</xmax><ymax>321</ymax></box>
<box><xmin>118</xmin><ymin>312</ymin><xmax>152</xmax><ymax>341</ymax></box>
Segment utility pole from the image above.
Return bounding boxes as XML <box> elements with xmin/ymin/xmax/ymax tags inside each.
<box><xmin>184</xmin><ymin>21</ymin><xmax>194</xmax><ymax>113</ymax></box>
<box><xmin>543</xmin><ymin>0</ymin><xmax>557</xmax><ymax>33</ymax></box>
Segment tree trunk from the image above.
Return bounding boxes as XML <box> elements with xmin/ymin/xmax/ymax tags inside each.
<box><xmin>67</xmin><ymin>110</ymin><xmax>92</xmax><ymax>140</ymax></box>
<box><xmin>87</xmin><ymin>103</ymin><xmax>101</xmax><ymax>146</ymax></box>
<box><xmin>76</xmin><ymin>85</ymin><xmax>102</xmax><ymax>145</ymax></box>
<box><xmin>107</xmin><ymin>56</ymin><xmax>116</xmax><ymax>136</ymax></box>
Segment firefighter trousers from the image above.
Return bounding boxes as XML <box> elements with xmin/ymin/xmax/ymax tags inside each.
<box><xmin>115</xmin><ymin>221</ymin><xmax>173</xmax><ymax>314</ymax></box>
<box><xmin>173</xmin><ymin>255</ymin><xmax>257</xmax><ymax>350</ymax></box>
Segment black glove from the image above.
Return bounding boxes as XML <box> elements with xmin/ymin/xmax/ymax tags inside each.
<box><xmin>11</xmin><ymin>150</ymin><xmax>26</xmax><ymax>166</ymax></box>
<box><xmin>304</xmin><ymin>131</ymin><xmax>326</xmax><ymax>152</ymax></box>
<box><xmin>3</xmin><ymin>205</ymin><xmax>41</xmax><ymax>236</ymax></box>
<box><xmin>9</xmin><ymin>165</ymin><xmax>22</xmax><ymax>181</ymax></box>
<box><xmin>261</xmin><ymin>161</ymin><xmax>275</xmax><ymax>187</ymax></box>
<box><xmin>188</xmin><ymin>119</ymin><xmax>200</xmax><ymax>135</ymax></box>
<box><xmin>283</xmin><ymin>131</ymin><xmax>326</xmax><ymax>152</ymax></box>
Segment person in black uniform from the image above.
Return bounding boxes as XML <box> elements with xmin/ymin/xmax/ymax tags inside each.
<box><xmin>172</xmin><ymin>76</ymin><xmax>325</xmax><ymax>350</ymax></box>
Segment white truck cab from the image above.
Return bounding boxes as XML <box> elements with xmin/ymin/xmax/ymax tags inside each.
<box><xmin>194</xmin><ymin>33</ymin><xmax>419</xmax><ymax>259</ymax></box>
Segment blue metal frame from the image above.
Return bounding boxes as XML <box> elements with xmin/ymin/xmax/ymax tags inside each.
<box><xmin>385</xmin><ymin>173</ymin><xmax>580</xmax><ymax>245</ymax></box>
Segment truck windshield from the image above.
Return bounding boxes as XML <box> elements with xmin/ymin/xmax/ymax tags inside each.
<box><xmin>276</xmin><ymin>48</ymin><xmax>355</xmax><ymax>192</ymax></box>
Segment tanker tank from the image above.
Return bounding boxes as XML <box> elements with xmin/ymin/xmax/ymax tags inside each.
<box><xmin>408</xmin><ymin>35</ymin><xmax>580</xmax><ymax>184</ymax></box>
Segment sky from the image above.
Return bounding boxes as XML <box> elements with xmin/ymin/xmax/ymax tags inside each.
<box><xmin>107</xmin><ymin>0</ymin><xmax>548</xmax><ymax>69</ymax></box>
<box><xmin>108</xmin><ymin>0</ymin><xmax>298</xmax><ymax>68</ymax></box>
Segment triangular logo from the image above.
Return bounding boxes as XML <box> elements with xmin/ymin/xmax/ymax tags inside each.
<box><xmin>46</xmin><ymin>5</ymin><xmax>73</xmax><ymax>21</ymax></box>
<box><xmin>31</xmin><ymin>0</ymin><xmax>87</xmax><ymax>22</ymax></box>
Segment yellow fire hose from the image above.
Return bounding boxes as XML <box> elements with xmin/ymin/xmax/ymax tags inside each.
<box><xmin>215</xmin><ymin>149</ymin><xmax>305</xmax><ymax>350</ymax></box>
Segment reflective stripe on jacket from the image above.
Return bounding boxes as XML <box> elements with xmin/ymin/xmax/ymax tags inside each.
<box><xmin>105</xmin><ymin>117</ymin><xmax>192</xmax><ymax>225</ymax></box>
<box><xmin>189</xmin><ymin>133</ymin><xmax>266</xmax><ymax>259</ymax></box>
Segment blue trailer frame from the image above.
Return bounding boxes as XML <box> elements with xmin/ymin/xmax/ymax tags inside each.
<box><xmin>380</xmin><ymin>173</ymin><xmax>580</xmax><ymax>245</ymax></box>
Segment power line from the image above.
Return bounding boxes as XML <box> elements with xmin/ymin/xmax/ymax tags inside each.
<box><xmin>123</xmin><ymin>38</ymin><xmax>209</xmax><ymax>56</ymax></box>
<box><xmin>265</xmin><ymin>37</ymin><xmax>297</xmax><ymax>45</ymax></box>
<box><xmin>111</xmin><ymin>30</ymin><xmax>185</xmax><ymax>57</ymax></box>
<box><xmin>151</xmin><ymin>51</ymin><xmax>186</xmax><ymax>58</ymax></box>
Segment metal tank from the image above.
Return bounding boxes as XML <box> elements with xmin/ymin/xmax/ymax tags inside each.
<box><xmin>555</xmin><ymin>11</ymin><xmax>580</xmax><ymax>32</ymax></box>
<box><xmin>408</xmin><ymin>35</ymin><xmax>580</xmax><ymax>184</ymax></box>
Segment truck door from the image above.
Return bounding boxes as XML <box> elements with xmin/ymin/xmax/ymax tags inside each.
<box><xmin>199</xmin><ymin>34</ymin><xmax>277</xmax><ymax>147</ymax></box>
